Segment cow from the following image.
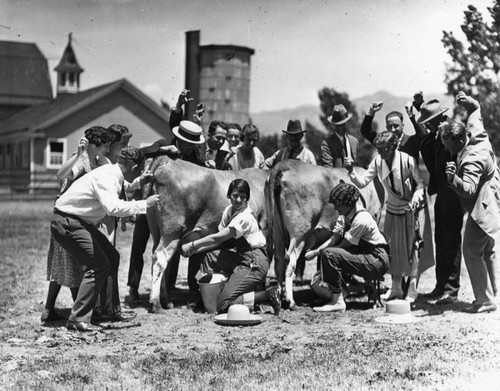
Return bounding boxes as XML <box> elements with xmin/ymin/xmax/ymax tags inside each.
<box><xmin>146</xmin><ymin>155</ymin><xmax>269</xmax><ymax>313</ymax></box>
<box><xmin>265</xmin><ymin>160</ymin><xmax>384</xmax><ymax>310</ymax></box>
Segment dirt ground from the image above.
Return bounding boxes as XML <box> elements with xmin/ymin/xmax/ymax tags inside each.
<box><xmin>1</xmin><ymin>201</ymin><xmax>500</xmax><ymax>390</ymax></box>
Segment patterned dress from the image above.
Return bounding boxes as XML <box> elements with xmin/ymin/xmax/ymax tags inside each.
<box><xmin>350</xmin><ymin>150</ymin><xmax>433</xmax><ymax>277</ymax></box>
<box><xmin>45</xmin><ymin>153</ymin><xmax>94</xmax><ymax>287</ymax></box>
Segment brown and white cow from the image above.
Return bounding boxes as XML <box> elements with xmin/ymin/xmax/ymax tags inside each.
<box><xmin>146</xmin><ymin>155</ymin><xmax>269</xmax><ymax>312</ymax></box>
<box><xmin>265</xmin><ymin>160</ymin><xmax>384</xmax><ymax>309</ymax></box>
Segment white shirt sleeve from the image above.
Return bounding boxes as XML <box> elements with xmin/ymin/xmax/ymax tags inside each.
<box><xmin>91</xmin><ymin>172</ymin><xmax>147</xmax><ymax>217</ymax></box>
<box><xmin>350</xmin><ymin>157</ymin><xmax>379</xmax><ymax>188</ymax></box>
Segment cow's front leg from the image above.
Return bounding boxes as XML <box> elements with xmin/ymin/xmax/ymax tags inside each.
<box><xmin>150</xmin><ymin>239</ymin><xmax>180</xmax><ymax>313</ymax></box>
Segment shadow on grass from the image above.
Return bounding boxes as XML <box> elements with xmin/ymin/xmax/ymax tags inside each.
<box><xmin>411</xmin><ymin>298</ymin><xmax>472</xmax><ymax>316</ymax></box>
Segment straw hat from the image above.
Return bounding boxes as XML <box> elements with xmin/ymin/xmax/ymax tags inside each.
<box><xmin>374</xmin><ymin>299</ymin><xmax>420</xmax><ymax>324</ymax></box>
<box><xmin>214</xmin><ymin>304</ymin><xmax>262</xmax><ymax>326</ymax></box>
<box><xmin>172</xmin><ymin>120</ymin><xmax>205</xmax><ymax>144</ymax></box>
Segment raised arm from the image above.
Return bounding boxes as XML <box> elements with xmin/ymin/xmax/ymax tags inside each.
<box><xmin>405</xmin><ymin>91</ymin><xmax>427</xmax><ymax>140</ymax></box>
<box><xmin>360</xmin><ymin>101</ymin><xmax>383</xmax><ymax>144</ymax></box>
<box><xmin>57</xmin><ymin>137</ymin><xmax>88</xmax><ymax>182</ymax></box>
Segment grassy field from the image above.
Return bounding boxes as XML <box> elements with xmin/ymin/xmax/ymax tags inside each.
<box><xmin>1</xmin><ymin>200</ymin><xmax>500</xmax><ymax>391</ymax></box>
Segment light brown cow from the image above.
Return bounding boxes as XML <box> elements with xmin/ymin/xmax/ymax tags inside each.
<box><xmin>265</xmin><ymin>160</ymin><xmax>384</xmax><ymax>309</ymax></box>
<box><xmin>147</xmin><ymin>155</ymin><xmax>269</xmax><ymax>312</ymax></box>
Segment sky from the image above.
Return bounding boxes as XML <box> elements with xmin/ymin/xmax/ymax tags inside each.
<box><xmin>0</xmin><ymin>0</ymin><xmax>494</xmax><ymax>112</ymax></box>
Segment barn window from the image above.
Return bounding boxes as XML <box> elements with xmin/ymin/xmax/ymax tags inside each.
<box><xmin>46</xmin><ymin>138</ymin><xmax>67</xmax><ymax>168</ymax></box>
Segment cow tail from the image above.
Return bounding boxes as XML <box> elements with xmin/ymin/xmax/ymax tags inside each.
<box><xmin>265</xmin><ymin>166</ymin><xmax>282</xmax><ymax>261</ymax></box>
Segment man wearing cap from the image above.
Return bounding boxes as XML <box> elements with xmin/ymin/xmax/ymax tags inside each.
<box><xmin>418</xmin><ymin>91</ymin><xmax>487</xmax><ymax>304</ymax></box>
<box><xmin>441</xmin><ymin>120</ymin><xmax>499</xmax><ymax>313</ymax></box>
<box><xmin>264</xmin><ymin>120</ymin><xmax>316</xmax><ymax>169</ymax></box>
<box><xmin>51</xmin><ymin>147</ymin><xmax>160</xmax><ymax>331</ymax></box>
<box><xmin>321</xmin><ymin>104</ymin><xmax>359</xmax><ymax>168</ymax></box>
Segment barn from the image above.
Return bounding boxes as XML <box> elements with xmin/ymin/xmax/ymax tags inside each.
<box><xmin>0</xmin><ymin>35</ymin><xmax>172</xmax><ymax>195</ymax></box>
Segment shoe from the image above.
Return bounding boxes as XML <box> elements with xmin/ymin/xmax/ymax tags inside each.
<box><xmin>40</xmin><ymin>308</ymin><xmax>66</xmax><ymax>323</ymax></box>
<box><xmin>472</xmin><ymin>302</ymin><xmax>497</xmax><ymax>313</ymax></box>
<box><xmin>92</xmin><ymin>311</ymin><xmax>136</xmax><ymax>323</ymax></box>
<box><xmin>268</xmin><ymin>287</ymin><xmax>282</xmax><ymax>316</ymax></box>
<box><xmin>66</xmin><ymin>321</ymin><xmax>101</xmax><ymax>332</ymax></box>
<box><xmin>435</xmin><ymin>293</ymin><xmax>458</xmax><ymax>305</ymax></box>
<box><xmin>422</xmin><ymin>288</ymin><xmax>444</xmax><ymax>299</ymax></box>
<box><xmin>313</xmin><ymin>302</ymin><xmax>346</xmax><ymax>313</ymax></box>
<box><xmin>313</xmin><ymin>292</ymin><xmax>346</xmax><ymax>313</ymax></box>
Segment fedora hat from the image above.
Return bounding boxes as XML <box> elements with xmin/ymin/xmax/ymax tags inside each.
<box><xmin>214</xmin><ymin>304</ymin><xmax>262</xmax><ymax>326</ymax></box>
<box><xmin>282</xmin><ymin>119</ymin><xmax>306</xmax><ymax>134</ymax></box>
<box><xmin>417</xmin><ymin>99</ymin><xmax>449</xmax><ymax>124</ymax></box>
<box><xmin>172</xmin><ymin>120</ymin><xmax>205</xmax><ymax>144</ymax></box>
<box><xmin>327</xmin><ymin>104</ymin><xmax>353</xmax><ymax>125</ymax></box>
<box><xmin>375</xmin><ymin>299</ymin><xmax>420</xmax><ymax>324</ymax></box>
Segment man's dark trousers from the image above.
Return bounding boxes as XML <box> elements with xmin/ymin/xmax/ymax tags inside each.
<box><xmin>127</xmin><ymin>214</ymin><xmax>201</xmax><ymax>292</ymax></box>
<box><xmin>51</xmin><ymin>213</ymin><xmax>119</xmax><ymax>323</ymax></box>
<box><xmin>434</xmin><ymin>190</ymin><xmax>463</xmax><ymax>296</ymax></box>
<box><xmin>127</xmin><ymin>214</ymin><xmax>150</xmax><ymax>290</ymax></box>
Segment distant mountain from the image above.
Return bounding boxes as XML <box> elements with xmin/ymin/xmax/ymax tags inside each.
<box><xmin>251</xmin><ymin>91</ymin><xmax>455</xmax><ymax>136</ymax></box>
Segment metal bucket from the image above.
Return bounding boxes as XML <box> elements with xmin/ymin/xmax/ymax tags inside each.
<box><xmin>198</xmin><ymin>274</ymin><xmax>227</xmax><ymax>314</ymax></box>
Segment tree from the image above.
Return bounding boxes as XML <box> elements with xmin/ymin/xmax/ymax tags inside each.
<box><xmin>442</xmin><ymin>1</ymin><xmax>500</xmax><ymax>151</ymax></box>
<box><xmin>318</xmin><ymin>87</ymin><xmax>374</xmax><ymax>167</ymax></box>
<box><xmin>259</xmin><ymin>134</ymin><xmax>280</xmax><ymax>158</ymax></box>
<box><xmin>304</xmin><ymin>120</ymin><xmax>326</xmax><ymax>163</ymax></box>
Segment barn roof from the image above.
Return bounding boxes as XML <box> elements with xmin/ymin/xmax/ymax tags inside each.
<box><xmin>0</xmin><ymin>78</ymin><xmax>170</xmax><ymax>137</ymax></box>
<box><xmin>0</xmin><ymin>41</ymin><xmax>53</xmax><ymax>104</ymax></box>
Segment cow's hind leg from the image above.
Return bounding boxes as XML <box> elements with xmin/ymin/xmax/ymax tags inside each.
<box><xmin>150</xmin><ymin>239</ymin><xmax>179</xmax><ymax>313</ymax></box>
<box><xmin>284</xmin><ymin>239</ymin><xmax>305</xmax><ymax>311</ymax></box>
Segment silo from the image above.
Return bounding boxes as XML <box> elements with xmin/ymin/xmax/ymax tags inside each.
<box><xmin>185</xmin><ymin>30</ymin><xmax>254</xmax><ymax>128</ymax></box>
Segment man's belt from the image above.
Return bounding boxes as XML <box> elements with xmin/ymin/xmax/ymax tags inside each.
<box><xmin>53</xmin><ymin>209</ymin><xmax>93</xmax><ymax>228</ymax></box>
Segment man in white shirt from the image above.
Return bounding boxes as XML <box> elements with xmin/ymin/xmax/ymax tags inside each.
<box><xmin>51</xmin><ymin>147</ymin><xmax>159</xmax><ymax>331</ymax></box>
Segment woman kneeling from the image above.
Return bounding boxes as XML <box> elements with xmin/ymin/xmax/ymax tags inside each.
<box><xmin>181</xmin><ymin>179</ymin><xmax>280</xmax><ymax>315</ymax></box>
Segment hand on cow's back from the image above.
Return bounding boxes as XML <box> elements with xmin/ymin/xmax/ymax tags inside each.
<box><xmin>146</xmin><ymin>194</ymin><xmax>160</xmax><ymax>208</ymax></box>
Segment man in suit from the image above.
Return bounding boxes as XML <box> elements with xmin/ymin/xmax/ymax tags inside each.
<box><xmin>360</xmin><ymin>93</ymin><xmax>427</xmax><ymax>161</ymax></box>
<box><xmin>321</xmin><ymin>104</ymin><xmax>359</xmax><ymax>168</ymax></box>
<box><xmin>205</xmin><ymin>120</ymin><xmax>230</xmax><ymax>170</ymax></box>
<box><xmin>418</xmin><ymin>91</ymin><xmax>489</xmax><ymax>305</ymax></box>
<box><xmin>418</xmin><ymin>98</ymin><xmax>462</xmax><ymax>304</ymax></box>
<box><xmin>442</xmin><ymin>120</ymin><xmax>499</xmax><ymax>313</ymax></box>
